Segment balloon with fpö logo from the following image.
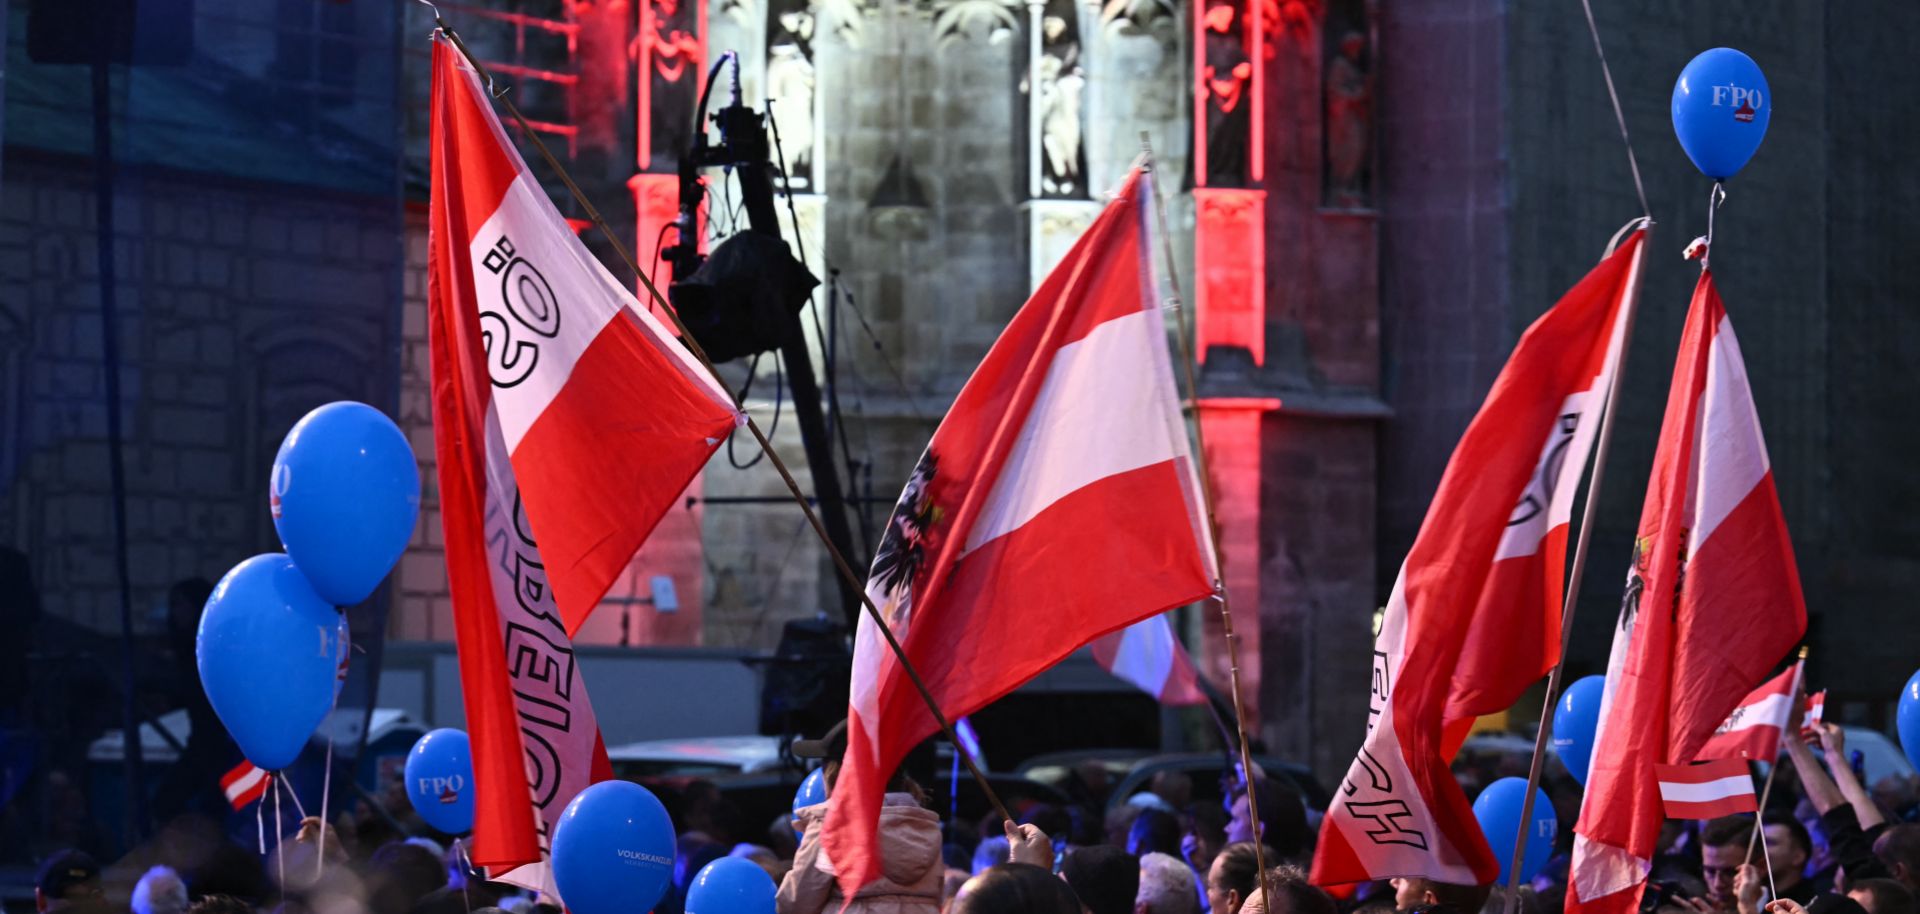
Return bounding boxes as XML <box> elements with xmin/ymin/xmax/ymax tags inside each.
<box><xmin>553</xmin><ymin>780</ymin><xmax>677</xmax><ymax>914</ymax></box>
<box><xmin>197</xmin><ymin>554</ymin><xmax>350</xmax><ymax>771</ymax></box>
<box><xmin>1672</xmin><ymin>47</ymin><xmax>1771</xmax><ymax>180</ymax></box>
<box><xmin>686</xmin><ymin>857</ymin><xmax>776</xmax><ymax>914</ymax></box>
<box><xmin>272</xmin><ymin>401</ymin><xmax>421</xmax><ymax>607</ymax></box>
<box><xmin>404</xmin><ymin>729</ymin><xmax>475</xmax><ymax>835</ymax></box>
<box><xmin>1471</xmin><ymin>777</ymin><xmax>1556</xmax><ymax>886</ymax></box>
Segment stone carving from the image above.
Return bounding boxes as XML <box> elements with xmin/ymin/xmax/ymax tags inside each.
<box><xmin>633</xmin><ymin>0</ymin><xmax>702</xmax><ymax>171</ymax></box>
<box><xmin>934</xmin><ymin>0</ymin><xmax>1023</xmax><ymax>46</ymax></box>
<box><xmin>1201</xmin><ymin>0</ymin><xmax>1252</xmax><ymax>186</ymax></box>
<box><xmin>1034</xmin><ymin>0</ymin><xmax>1086</xmax><ymax>197</ymax></box>
<box><xmin>767</xmin><ymin>1</ymin><xmax>819</xmax><ymax>189</ymax></box>
<box><xmin>1322</xmin><ymin>0</ymin><xmax>1371</xmax><ymax>207</ymax></box>
<box><xmin>1100</xmin><ymin>0</ymin><xmax>1177</xmax><ymax>36</ymax></box>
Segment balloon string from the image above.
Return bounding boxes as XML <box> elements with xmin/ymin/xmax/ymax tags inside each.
<box><xmin>318</xmin><ymin>738</ymin><xmax>333</xmax><ymax>881</ymax></box>
<box><xmin>458</xmin><ymin>840</ymin><xmax>473</xmax><ymax>914</ymax></box>
<box><xmin>282</xmin><ymin>772</ymin><xmax>310</xmax><ymax>820</ymax></box>
<box><xmin>1704</xmin><ymin>182</ymin><xmax>1726</xmax><ymax>270</ymax></box>
<box><xmin>256</xmin><ymin>779</ymin><xmax>267</xmax><ymax>854</ymax></box>
<box><xmin>274</xmin><ymin>777</ymin><xmax>287</xmax><ymax>892</ymax></box>
<box><xmin>1578</xmin><ymin>0</ymin><xmax>1650</xmax><ymax>218</ymax></box>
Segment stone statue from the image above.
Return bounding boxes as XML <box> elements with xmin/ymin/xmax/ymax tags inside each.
<box><xmin>1037</xmin><ymin>16</ymin><xmax>1086</xmax><ymax>197</ymax></box>
<box><xmin>1324</xmin><ymin>29</ymin><xmax>1371</xmax><ymax>207</ymax></box>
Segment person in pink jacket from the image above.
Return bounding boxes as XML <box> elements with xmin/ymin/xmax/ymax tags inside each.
<box><xmin>776</xmin><ymin>720</ymin><xmax>945</xmax><ymax>914</ymax></box>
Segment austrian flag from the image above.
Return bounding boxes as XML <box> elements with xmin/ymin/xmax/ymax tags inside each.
<box><xmin>1696</xmin><ymin>661</ymin><xmax>1802</xmax><ymax>763</ymax></box>
<box><xmin>426</xmin><ymin>34</ymin><xmax>740</xmax><ymax>899</ymax></box>
<box><xmin>1655</xmin><ymin>759</ymin><xmax>1758</xmax><ymax>820</ymax></box>
<box><xmin>221</xmin><ymin>761</ymin><xmax>268</xmax><ymax>811</ymax></box>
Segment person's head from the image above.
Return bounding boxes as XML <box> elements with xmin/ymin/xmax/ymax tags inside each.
<box><xmin>1701</xmin><ymin>816</ymin><xmax>1756</xmax><ymax>906</ymax></box>
<box><xmin>1241</xmin><ymin>866</ymin><xmax>1337</xmax><ymax>914</ymax></box>
<box><xmin>134</xmin><ymin>866</ymin><xmax>190</xmax><ymax>914</ymax></box>
<box><xmin>185</xmin><ymin>897</ymin><xmax>254</xmax><ymax>914</ymax></box>
<box><xmin>1207</xmin><ymin>843</ymin><xmax>1277</xmax><ymax>914</ymax></box>
<box><xmin>1876</xmin><ymin>824</ymin><xmax>1920</xmax><ymax>892</ymax></box>
<box><xmin>973</xmin><ymin>836</ymin><xmax>1012</xmax><ymax>875</ymax></box>
<box><xmin>1387</xmin><ymin>878</ymin><xmax>1491</xmax><ymax>914</ymax></box>
<box><xmin>1136</xmin><ymin>852</ymin><xmax>1199</xmax><ymax>914</ymax></box>
<box><xmin>1225</xmin><ymin>771</ymin><xmax>1310</xmax><ymax>860</ymax></box>
<box><xmin>37</xmin><ymin>851</ymin><xmax>102</xmax><ymax>914</ymax></box>
<box><xmin>1151</xmin><ymin>772</ymin><xmax>1194</xmax><ymax>811</ymax></box>
<box><xmin>1063</xmin><ymin>846</ymin><xmax>1139</xmax><ymax>914</ymax></box>
<box><xmin>1128</xmin><ymin>809</ymin><xmax>1184</xmax><ymax>858</ymax></box>
<box><xmin>953</xmin><ymin>863</ymin><xmax>1085</xmax><ymax>914</ymax></box>
<box><xmin>1851</xmin><ymin>879</ymin><xmax>1918</xmax><ymax>914</ymax></box>
<box><xmin>364</xmin><ymin>841</ymin><xmax>449</xmax><ymax>914</ymax></box>
<box><xmin>1764</xmin><ymin>818</ymin><xmax>1813</xmax><ymax>887</ymax></box>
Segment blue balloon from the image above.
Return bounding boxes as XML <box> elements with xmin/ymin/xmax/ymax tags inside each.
<box><xmin>1672</xmin><ymin>48</ymin><xmax>1771</xmax><ymax>180</ymax></box>
<box><xmin>1553</xmin><ymin>675</ymin><xmax>1606</xmax><ymax>787</ymax></box>
<box><xmin>272</xmin><ymin>402</ymin><xmax>421</xmax><ymax>606</ymax></box>
<box><xmin>686</xmin><ymin>857</ymin><xmax>776</xmax><ymax>914</ymax></box>
<box><xmin>1473</xmin><ymin>777</ymin><xmax>1557</xmax><ymax>886</ymax></box>
<box><xmin>793</xmin><ymin>769</ymin><xmax>827</xmax><ymax>814</ymax></box>
<box><xmin>1897</xmin><ymin>670</ymin><xmax>1920</xmax><ymax>773</ymax></box>
<box><xmin>553</xmin><ymin>781</ymin><xmax>677</xmax><ymax>914</ymax></box>
<box><xmin>790</xmin><ymin>768</ymin><xmax>828</xmax><ymax>840</ymax></box>
<box><xmin>405</xmin><ymin>729</ymin><xmax>476</xmax><ymax>835</ymax></box>
<box><xmin>197</xmin><ymin>555</ymin><xmax>349</xmax><ymax>771</ymax></box>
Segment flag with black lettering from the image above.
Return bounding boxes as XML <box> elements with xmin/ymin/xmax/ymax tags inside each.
<box><xmin>426</xmin><ymin>34</ymin><xmax>739</xmax><ymax>898</ymax></box>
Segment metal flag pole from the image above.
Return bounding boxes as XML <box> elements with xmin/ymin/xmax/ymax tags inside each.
<box><xmin>1138</xmin><ymin>132</ymin><xmax>1271</xmax><ymax>906</ymax></box>
<box><xmin>1747</xmin><ymin>649</ymin><xmax>1808</xmax><ymax>865</ymax></box>
<box><xmin>1504</xmin><ymin>218</ymin><xmax>1651</xmax><ymax>906</ymax></box>
<box><xmin>427</xmin><ymin>18</ymin><xmax>1013</xmax><ymax>823</ymax></box>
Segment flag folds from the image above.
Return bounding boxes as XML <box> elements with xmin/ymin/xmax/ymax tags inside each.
<box><xmin>1697</xmin><ymin>662</ymin><xmax>1802</xmax><ymax>763</ymax></box>
<box><xmin>1568</xmin><ymin>271</ymin><xmax>1807</xmax><ymax>914</ymax></box>
<box><xmin>426</xmin><ymin>35</ymin><xmax>738</xmax><ymax>895</ymax></box>
<box><xmin>1093</xmin><ymin>615</ymin><xmax>1208</xmax><ymax>707</ymax></box>
<box><xmin>221</xmin><ymin>761</ymin><xmax>268</xmax><ymax>811</ymax></box>
<box><xmin>1312</xmin><ymin>228</ymin><xmax>1645</xmax><ymax>887</ymax></box>
<box><xmin>825</xmin><ymin>168</ymin><xmax>1217</xmax><ymax>900</ymax></box>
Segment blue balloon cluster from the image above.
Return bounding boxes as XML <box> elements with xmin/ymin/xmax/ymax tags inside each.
<box><xmin>1472</xmin><ymin>777</ymin><xmax>1557</xmax><ymax>886</ymax></box>
<box><xmin>197</xmin><ymin>401</ymin><xmax>419</xmax><ymax>772</ymax></box>
<box><xmin>686</xmin><ymin>857</ymin><xmax>776</xmax><ymax>914</ymax></box>
<box><xmin>553</xmin><ymin>781</ymin><xmax>678</xmax><ymax>914</ymax></box>
<box><xmin>196</xmin><ymin>555</ymin><xmax>349</xmax><ymax>771</ymax></box>
<box><xmin>1672</xmin><ymin>48</ymin><xmax>1771</xmax><ymax>180</ymax></box>
<box><xmin>1898</xmin><ymin>670</ymin><xmax>1920</xmax><ymax>773</ymax></box>
<box><xmin>405</xmin><ymin>729</ymin><xmax>476</xmax><ymax>835</ymax></box>
<box><xmin>1553</xmin><ymin>675</ymin><xmax>1606</xmax><ymax>787</ymax></box>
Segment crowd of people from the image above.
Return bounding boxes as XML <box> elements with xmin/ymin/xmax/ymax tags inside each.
<box><xmin>21</xmin><ymin>717</ymin><xmax>1920</xmax><ymax>914</ymax></box>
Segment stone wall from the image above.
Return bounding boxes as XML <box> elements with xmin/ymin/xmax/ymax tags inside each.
<box><xmin>0</xmin><ymin>151</ymin><xmax>403</xmax><ymax>632</ymax></box>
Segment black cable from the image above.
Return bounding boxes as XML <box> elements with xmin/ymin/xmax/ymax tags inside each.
<box><xmin>649</xmin><ymin>220</ymin><xmax>674</xmax><ymax>297</ymax></box>
<box><xmin>725</xmin><ymin>352</ymin><xmax>783</xmax><ymax>470</ymax></box>
<box><xmin>692</xmin><ymin>54</ymin><xmax>731</xmax><ymax>139</ymax></box>
<box><xmin>839</xmin><ymin>282</ymin><xmax>929</xmax><ymax>420</ymax></box>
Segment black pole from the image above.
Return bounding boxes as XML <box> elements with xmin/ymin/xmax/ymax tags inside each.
<box><xmin>92</xmin><ymin>41</ymin><xmax>148</xmax><ymax>842</ymax></box>
<box><xmin>725</xmin><ymin>113</ymin><xmax>863</xmax><ymax>629</ymax></box>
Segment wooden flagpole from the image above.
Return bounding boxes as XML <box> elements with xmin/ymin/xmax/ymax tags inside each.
<box><xmin>1504</xmin><ymin>220</ymin><xmax>1650</xmax><ymax>905</ymax></box>
<box><xmin>431</xmin><ymin>19</ymin><xmax>1013</xmax><ymax>823</ymax></box>
<box><xmin>1139</xmin><ymin>133</ymin><xmax>1272</xmax><ymax>905</ymax></box>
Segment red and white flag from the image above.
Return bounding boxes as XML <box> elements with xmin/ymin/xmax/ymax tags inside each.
<box><xmin>824</xmin><ymin>168</ymin><xmax>1217</xmax><ymax>900</ymax></box>
<box><xmin>222</xmin><ymin>761</ymin><xmax>268</xmax><ymax>811</ymax></box>
<box><xmin>1654</xmin><ymin>759</ymin><xmax>1758</xmax><ymax>820</ymax></box>
<box><xmin>1801</xmin><ymin>690</ymin><xmax>1827</xmax><ymax>742</ymax></box>
<box><xmin>1568</xmin><ymin>271</ymin><xmax>1807</xmax><ymax>914</ymax></box>
<box><xmin>1093</xmin><ymin>615</ymin><xmax>1208</xmax><ymax>706</ymax></box>
<box><xmin>427</xmin><ymin>36</ymin><xmax>739</xmax><ymax>896</ymax></box>
<box><xmin>1311</xmin><ymin>228</ymin><xmax>1646</xmax><ymax>886</ymax></box>
<box><xmin>1697</xmin><ymin>662</ymin><xmax>1802</xmax><ymax>762</ymax></box>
